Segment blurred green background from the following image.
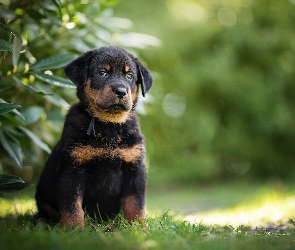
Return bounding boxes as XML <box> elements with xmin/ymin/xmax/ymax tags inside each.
<box><xmin>115</xmin><ymin>0</ymin><xmax>295</xmax><ymax>185</ymax></box>
<box><xmin>1</xmin><ymin>0</ymin><xmax>295</xmax><ymax>188</ymax></box>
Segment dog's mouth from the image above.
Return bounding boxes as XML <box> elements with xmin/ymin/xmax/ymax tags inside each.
<box><xmin>98</xmin><ymin>103</ymin><xmax>130</xmax><ymax>113</ymax></box>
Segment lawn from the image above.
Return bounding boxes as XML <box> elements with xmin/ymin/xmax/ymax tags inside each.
<box><xmin>0</xmin><ymin>180</ymin><xmax>295</xmax><ymax>250</ymax></box>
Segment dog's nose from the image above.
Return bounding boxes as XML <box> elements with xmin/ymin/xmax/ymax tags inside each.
<box><xmin>114</xmin><ymin>87</ymin><xmax>127</xmax><ymax>99</ymax></box>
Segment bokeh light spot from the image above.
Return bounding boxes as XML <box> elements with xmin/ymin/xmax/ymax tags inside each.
<box><xmin>162</xmin><ymin>91</ymin><xmax>186</xmax><ymax>118</ymax></box>
<box><xmin>218</xmin><ymin>8</ymin><xmax>237</xmax><ymax>27</ymax></box>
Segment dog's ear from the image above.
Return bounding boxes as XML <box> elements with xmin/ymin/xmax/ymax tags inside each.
<box><xmin>135</xmin><ymin>59</ymin><xmax>153</xmax><ymax>97</ymax></box>
<box><xmin>64</xmin><ymin>52</ymin><xmax>91</xmax><ymax>88</ymax></box>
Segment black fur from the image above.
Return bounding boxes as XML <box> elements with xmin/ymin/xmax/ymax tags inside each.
<box><xmin>35</xmin><ymin>46</ymin><xmax>153</xmax><ymax>229</ymax></box>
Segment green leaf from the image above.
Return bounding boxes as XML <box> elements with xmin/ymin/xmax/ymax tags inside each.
<box><xmin>12</xmin><ymin>36</ymin><xmax>22</xmax><ymax>67</ymax></box>
<box><xmin>21</xmin><ymin>106</ymin><xmax>43</xmax><ymax>125</ymax></box>
<box><xmin>30</xmin><ymin>71</ymin><xmax>76</xmax><ymax>89</ymax></box>
<box><xmin>34</xmin><ymin>83</ymin><xmax>70</xmax><ymax>109</ymax></box>
<box><xmin>51</xmin><ymin>0</ymin><xmax>61</xmax><ymax>9</ymax></box>
<box><xmin>0</xmin><ymin>23</ymin><xmax>17</xmax><ymax>37</ymax></box>
<box><xmin>12</xmin><ymin>76</ymin><xmax>50</xmax><ymax>95</ymax></box>
<box><xmin>18</xmin><ymin>126</ymin><xmax>51</xmax><ymax>154</ymax></box>
<box><xmin>0</xmin><ymin>38</ymin><xmax>13</xmax><ymax>52</ymax></box>
<box><xmin>0</xmin><ymin>9</ymin><xmax>16</xmax><ymax>19</ymax></box>
<box><xmin>0</xmin><ymin>99</ymin><xmax>25</xmax><ymax>123</ymax></box>
<box><xmin>0</xmin><ymin>103</ymin><xmax>21</xmax><ymax>115</ymax></box>
<box><xmin>26</xmin><ymin>9</ymin><xmax>46</xmax><ymax>22</ymax></box>
<box><xmin>0</xmin><ymin>129</ymin><xmax>23</xmax><ymax>167</ymax></box>
<box><xmin>49</xmin><ymin>0</ymin><xmax>62</xmax><ymax>16</ymax></box>
<box><xmin>0</xmin><ymin>113</ymin><xmax>26</xmax><ymax>126</ymax></box>
<box><xmin>0</xmin><ymin>174</ymin><xmax>33</xmax><ymax>193</ymax></box>
<box><xmin>47</xmin><ymin>110</ymin><xmax>65</xmax><ymax>123</ymax></box>
<box><xmin>30</xmin><ymin>54</ymin><xmax>78</xmax><ymax>70</ymax></box>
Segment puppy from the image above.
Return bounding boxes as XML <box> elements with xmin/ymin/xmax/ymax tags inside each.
<box><xmin>35</xmin><ymin>46</ymin><xmax>153</xmax><ymax>230</ymax></box>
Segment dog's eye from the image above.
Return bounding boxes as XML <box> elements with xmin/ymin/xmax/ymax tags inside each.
<box><xmin>98</xmin><ymin>70</ymin><xmax>107</xmax><ymax>77</ymax></box>
<box><xmin>126</xmin><ymin>72</ymin><xmax>133</xmax><ymax>81</ymax></box>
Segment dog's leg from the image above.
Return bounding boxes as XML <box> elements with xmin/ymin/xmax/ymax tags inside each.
<box><xmin>121</xmin><ymin>195</ymin><xmax>146</xmax><ymax>222</ymax></box>
<box><xmin>121</xmin><ymin>166</ymin><xmax>146</xmax><ymax>223</ymax></box>
<box><xmin>60</xmin><ymin>196</ymin><xmax>84</xmax><ymax>230</ymax></box>
<box><xmin>35</xmin><ymin>193</ymin><xmax>59</xmax><ymax>224</ymax></box>
<box><xmin>57</xmin><ymin>171</ymin><xmax>85</xmax><ymax>230</ymax></box>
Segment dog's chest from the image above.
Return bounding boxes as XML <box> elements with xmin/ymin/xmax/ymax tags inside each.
<box><xmin>69</xmin><ymin>125</ymin><xmax>143</xmax><ymax>168</ymax></box>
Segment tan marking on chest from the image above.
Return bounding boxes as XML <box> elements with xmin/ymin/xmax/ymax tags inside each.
<box><xmin>71</xmin><ymin>144</ymin><xmax>144</xmax><ymax>165</ymax></box>
<box><xmin>116</xmin><ymin>144</ymin><xmax>144</xmax><ymax>164</ymax></box>
<box><xmin>71</xmin><ymin>145</ymin><xmax>108</xmax><ymax>164</ymax></box>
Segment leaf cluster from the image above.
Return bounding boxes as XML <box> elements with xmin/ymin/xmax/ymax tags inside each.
<box><xmin>0</xmin><ymin>0</ymin><xmax>158</xmax><ymax>191</ymax></box>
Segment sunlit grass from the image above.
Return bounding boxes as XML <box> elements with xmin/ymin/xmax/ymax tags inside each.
<box><xmin>1</xmin><ymin>182</ymin><xmax>295</xmax><ymax>229</ymax></box>
<box><xmin>1</xmin><ymin>183</ymin><xmax>295</xmax><ymax>250</ymax></box>
<box><xmin>0</xmin><ymin>198</ymin><xmax>36</xmax><ymax>217</ymax></box>
<box><xmin>184</xmin><ymin>190</ymin><xmax>295</xmax><ymax>228</ymax></box>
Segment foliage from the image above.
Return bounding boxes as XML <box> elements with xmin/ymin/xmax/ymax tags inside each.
<box><xmin>2</xmin><ymin>0</ymin><xmax>294</xmax><ymax>187</ymax></box>
<box><xmin>114</xmin><ymin>0</ymin><xmax>295</xmax><ymax>184</ymax></box>
<box><xmin>0</xmin><ymin>174</ymin><xmax>32</xmax><ymax>193</ymax></box>
<box><xmin>0</xmin><ymin>0</ymin><xmax>159</xmax><ymax>188</ymax></box>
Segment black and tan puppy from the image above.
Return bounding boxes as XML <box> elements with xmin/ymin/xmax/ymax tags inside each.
<box><xmin>35</xmin><ymin>46</ymin><xmax>153</xmax><ymax>230</ymax></box>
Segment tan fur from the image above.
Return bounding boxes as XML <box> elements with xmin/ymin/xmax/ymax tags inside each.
<box><xmin>71</xmin><ymin>144</ymin><xmax>144</xmax><ymax>165</ymax></box>
<box><xmin>84</xmin><ymin>80</ymin><xmax>132</xmax><ymax>123</ymax></box>
<box><xmin>60</xmin><ymin>197</ymin><xmax>84</xmax><ymax>230</ymax></box>
<box><xmin>125</xmin><ymin>65</ymin><xmax>130</xmax><ymax>72</ymax></box>
<box><xmin>132</xmin><ymin>84</ymin><xmax>138</xmax><ymax>103</ymax></box>
<box><xmin>71</xmin><ymin>145</ymin><xmax>107</xmax><ymax>164</ymax></box>
<box><xmin>105</xmin><ymin>64</ymin><xmax>111</xmax><ymax>71</ymax></box>
<box><xmin>117</xmin><ymin>144</ymin><xmax>144</xmax><ymax>164</ymax></box>
<box><xmin>121</xmin><ymin>195</ymin><xmax>146</xmax><ymax>221</ymax></box>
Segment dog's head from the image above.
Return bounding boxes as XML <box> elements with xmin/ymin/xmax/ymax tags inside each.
<box><xmin>65</xmin><ymin>46</ymin><xmax>153</xmax><ymax>123</ymax></box>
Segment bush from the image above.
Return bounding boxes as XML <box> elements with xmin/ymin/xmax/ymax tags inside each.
<box><xmin>0</xmin><ymin>0</ymin><xmax>159</xmax><ymax>190</ymax></box>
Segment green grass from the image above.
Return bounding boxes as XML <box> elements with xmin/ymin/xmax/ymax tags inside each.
<box><xmin>1</xmin><ymin>181</ymin><xmax>295</xmax><ymax>250</ymax></box>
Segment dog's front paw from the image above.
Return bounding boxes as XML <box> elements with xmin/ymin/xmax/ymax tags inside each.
<box><xmin>60</xmin><ymin>210</ymin><xmax>85</xmax><ymax>231</ymax></box>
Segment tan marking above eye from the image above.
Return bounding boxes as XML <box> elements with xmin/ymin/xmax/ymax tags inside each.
<box><xmin>125</xmin><ymin>65</ymin><xmax>130</xmax><ymax>72</ymax></box>
<box><xmin>71</xmin><ymin>144</ymin><xmax>144</xmax><ymax>165</ymax></box>
<box><xmin>105</xmin><ymin>64</ymin><xmax>111</xmax><ymax>71</ymax></box>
